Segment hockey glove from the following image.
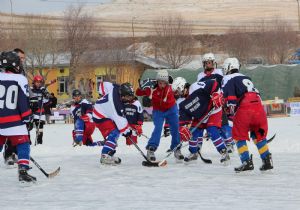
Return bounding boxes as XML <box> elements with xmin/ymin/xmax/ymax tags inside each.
<box><xmin>179</xmin><ymin>126</ymin><xmax>192</xmax><ymax>142</ymax></box>
<box><xmin>163</xmin><ymin>125</ymin><xmax>170</xmax><ymax>137</ymax></box>
<box><xmin>211</xmin><ymin>92</ymin><xmax>224</xmax><ymax>108</ymax></box>
<box><xmin>131</xmin><ymin>124</ymin><xmax>143</xmax><ymax>136</ymax></box>
<box><xmin>122</xmin><ymin>129</ymin><xmax>132</xmax><ymax>138</ymax></box>
<box><xmin>80</xmin><ymin>114</ymin><xmax>90</xmax><ymax>122</ymax></box>
<box><xmin>139</xmin><ymin>78</ymin><xmax>157</xmax><ymax>90</ymax></box>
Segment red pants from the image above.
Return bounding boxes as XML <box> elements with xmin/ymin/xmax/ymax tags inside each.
<box><xmin>0</xmin><ymin>135</ymin><xmax>30</xmax><ymax>146</ymax></box>
<box><xmin>232</xmin><ymin>95</ymin><xmax>268</xmax><ymax>142</ymax></box>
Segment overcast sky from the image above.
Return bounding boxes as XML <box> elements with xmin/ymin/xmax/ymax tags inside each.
<box><xmin>0</xmin><ymin>0</ymin><xmax>110</xmax><ymax>15</ymax></box>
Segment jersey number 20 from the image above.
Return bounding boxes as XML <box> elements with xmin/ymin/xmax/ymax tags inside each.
<box><xmin>0</xmin><ymin>84</ymin><xmax>18</xmax><ymax>109</ymax></box>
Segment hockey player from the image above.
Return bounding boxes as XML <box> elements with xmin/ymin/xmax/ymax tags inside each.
<box><xmin>173</xmin><ymin>78</ymin><xmax>229</xmax><ymax>164</ymax></box>
<box><xmin>222</xmin><ymin>57</ymin><xmax>273</xmax><ymax>172</ymax></box>
<box><xmin>124</xmin><ymin>97</ymin><xmax>144</xmax><ymax>145</ymax></box>
<box><xmin>136</xmin><ymin>70</ymin><xmax>183</xmax><ymax>162</ymax></box>
<box><xmin>0</xmin><ymin>51</ymin><xmax>36</xmax><ymax>183</ymax></box>
<box><xmin>197</xmin><ymin>53</ymin><xmax>233</xmax><ymax>155</ymax></box>
<box><xmin>93</xmin><ymin>83</ymin><xmax>134</xmax><ymax>165</ymax></box>
<box><xmin>2</xmin><ymin>49</ymin><xmax>26</xmax><ymax>167</ymax></box>
<box><xmin>71</xmin><ymin>89</ymin><xmax>95</xmax><ymax>146</ymax></box>
<box><xmin>29</xmin><ymin>75</ymin><xmax>51</xmax><ymax>145</ymax></box>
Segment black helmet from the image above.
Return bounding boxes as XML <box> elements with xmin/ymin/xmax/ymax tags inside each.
<box><xmin>119</xmin><ymin>82</ymin><xmax>134</xmax><ymax>97</ymax></box>
<box><xmin>72</xmin><ymin>89</ymin><xmax>82</xmax><ymax>98</ymax></box>
<box><xmin>0</xmin><ymin>51</ymin><xmax>21</xmax><ymax>74</ymax></box>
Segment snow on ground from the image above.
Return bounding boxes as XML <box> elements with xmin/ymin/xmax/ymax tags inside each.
<box><xmin>1</xmin><ymin>117</ymin><xmax>300</xmax><ymax>210</ymax></box>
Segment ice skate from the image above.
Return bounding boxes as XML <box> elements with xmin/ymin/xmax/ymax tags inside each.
<box><xmin>235</xmin><ymin>155</ymin><xmax>254</xmax><ymax>173</ymax></box>
<box><xmin>19</xmin><ymin>166</ymin><xmax>37</xmax><ymax>185</ymax></box>
<box><xmin>147</xmin><ymin>147</ymin><xmax>156</xmax><ymax>161</ymax></box>
<box><xmin>100</xmin><ymin>154</ymin><xmax>121</xmax><ymax>165</ymax></box>
<box><xmin>260</xmin><ymin>153</ymin><xmax>273</xmax><ymax>171</ymax></box>
<box><xmin>220</xmin><ymin>148</ymin><xmax>230</xmax><ymax>165</ymax></box>
<box><xmin>184</xmin><ymin>153</ymin><xmax>198</xmax><ymax>163</ymax></box>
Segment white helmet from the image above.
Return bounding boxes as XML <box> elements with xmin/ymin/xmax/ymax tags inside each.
<box><xmin>202</xmin><ymin>53</ymin><xmax>215</xmax><ymax>63</ymax></box>
<box><xmin>222</xmin><ymin>57</ymin><xmax>240</xmax><ymax>75</ymax></box>
<box><xmin>172</xmin><ymin>77</ymin><xmax>187</xmax><ymax>93</ymax></box>
<box><xmin>156</xmin><ymin>70</ymin><xmax>169</xmax><ymax>82</ymax></box>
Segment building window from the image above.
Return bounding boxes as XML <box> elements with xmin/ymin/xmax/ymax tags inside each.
<box><xmin>58</xmin><ymin>76</ymin><xmax>68</xmax><ymax>94</ymax></box>
<box><xmin>96</xmin><ymin>75</ymin><xmax>116</xmax><ymax>92</ymax></box>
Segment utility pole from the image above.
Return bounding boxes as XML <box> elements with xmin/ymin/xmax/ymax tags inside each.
<box><xmin>9</xmin><ymin>0</ymin><xmax>13</xmax><ymax>34</ymax></box>
<box><xmin>297</xmin><ymin>0</ymin><xmax>300</xmax><ymax>31</ymax></box>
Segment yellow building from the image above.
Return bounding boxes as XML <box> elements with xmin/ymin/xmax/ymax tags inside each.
<box><xmin>29</xmin><ymin>52</ymin><xmax>170</xmax><ymax>102</ymax></box>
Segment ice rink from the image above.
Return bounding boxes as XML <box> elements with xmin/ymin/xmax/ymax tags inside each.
<box><xmin>1</xmin><ymin>116</ymin><xmax>300</xmax><ymax>210</ymax></box>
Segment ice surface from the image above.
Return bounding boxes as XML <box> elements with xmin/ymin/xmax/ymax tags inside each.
<box><xmin>1</xmin><ymin>117</ymin><xmax>300</xmax><ymax>210</ymax></box>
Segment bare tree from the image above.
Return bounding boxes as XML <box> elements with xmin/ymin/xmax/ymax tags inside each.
<box><xmin>63</xmin><ymin>4</ymin><xmax>97</xmax><ymax>93</ymax></box>
<box><xmin>254</xmin><ymin>19</ymin><xmax>298</xmax><ymax>64</ymax></box>
<box><xmin>153</xmin><ymin>15</ymin><xmax>196</xmax><ymax>69</ymax></box>
<box><xmin>18</xmin><ymin>15</ymin><xmax>60</xmax><ymax>81</ymax></box>
<box><xmin>223</xmin><ymin>27</ymin><xmax>253</xmax><ymax>64</ymax></box>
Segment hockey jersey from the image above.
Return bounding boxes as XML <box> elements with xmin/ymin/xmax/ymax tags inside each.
<box><xmin>0</xmin><ymin>72</ymin><xmax>32</xmax><ymax>135</ymax></box>
<box><xmin>179</xmin><ymin>79</ymin><xmax>220</xmax><ymax>124</ymax></box>
<box><xmin>98</xmin><ymin>81</ymin><xmax>115</xmax><ymax>96</ymax></box>
<box><xmin>93</xmin><ymin>85</ymin><xmax>129</xmax><ymax>133</ymax></box>
<box><xmin>124</xmin><ymin>100</ymin><xmax>143</xmax><ymax>125</ymax></box>
<box><xmin>197</xmin><ymin>68</ymin><xmax>223</xmax><ymax>86</ymax></box>
<box><xmin>70</xmin><ymin>99</ymin><xmax>93</xmax><ymax>122</ymax></box>
<box><xmin>222</xmin><ymin>73</ymin><xmax>260</xmax><ymax>106</ymax></box>
<box><xmin>30</xmin><ymin>86</ymin><xmax>50</xmax><ymax>121</ymax></box>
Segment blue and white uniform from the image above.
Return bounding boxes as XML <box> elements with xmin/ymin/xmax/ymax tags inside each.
<box><xmin>0</xmin><ymin>72</ymin><xmax>32</xmax><ymax>168</ymax></box>
<box><xmin>71</xmin><ymin>99</ymin><xmax>93</xmax><ymax>143</ymax></box>
<box><xmin>93</xmin><ymin>85</ymin><xmax>130</xmax><ymax>155</ymax></box>
<box><xmin>179</xmin><ymin>79</ymin><xmax>227</xmax><ymax>154</ymax></box>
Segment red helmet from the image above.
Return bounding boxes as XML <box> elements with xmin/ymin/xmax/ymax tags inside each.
<box><xmin>33</xmin><ymin>75</ymin><xmax>44</xmax><ymax>83</ymax></box>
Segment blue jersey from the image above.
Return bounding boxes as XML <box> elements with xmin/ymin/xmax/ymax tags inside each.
<box><xmin>0</xmin><ymin>72</ymin><xmax>31</xmax><ymax>135</ymax></box>
<box><xmin>124</xmin><ymin>100</ymin><xmax>143</xmax><ymax>125</ymax></box>
<box><xmin>222</xmin><ymin>73</ymin><xmax>259</xmax><ymax>106</ymax></box>
<box><xmin>71</xmin><ymin>99</ymin><xmax>93</xmax><ymax>122</ymax></box>
<box><xmin>197</xmin><ymin>68</ymin><xmax>223</xmax><ymax>86</ymax></box>
<box><xmin>179</xmin><ymin>79</ymin><xmax>219</xmax><ymax>123</ymax></box>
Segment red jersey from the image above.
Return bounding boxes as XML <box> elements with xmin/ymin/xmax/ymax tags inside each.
<box><xmin>136</xmin><ymin>85</ymin><xmax>176</xmax><ymax>112</ymax></box>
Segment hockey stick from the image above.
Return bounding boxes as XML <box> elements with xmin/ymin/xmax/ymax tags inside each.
<box><xmin>158</xmin><ymin>109</ymin><xmax>216</xmax><ymax>166</ymax></box>
<box><xmin>267</xmin><ymin>134</ymin><xmax>276</xmax><ymax>143</ymax></box>
<box><xmin>30</xmin><ymin>156</ymin><xmax>60</xmax><ymax>178</ymax></box>
<box><xmin>126</xmin><ymin>136</ymin><xmax>165</xmax><ymax>167</ymax></box>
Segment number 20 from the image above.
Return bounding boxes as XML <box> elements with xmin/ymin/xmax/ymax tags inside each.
<box><xmin>0</xmin><ymin>84</ymin><xmax>18</xmax><ymax>109</ymax></box>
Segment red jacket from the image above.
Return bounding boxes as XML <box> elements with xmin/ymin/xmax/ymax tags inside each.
<box><xmin>136</xmin><ymin>85</ymin><xmax>176</xmax><ymax>112</ymax></box>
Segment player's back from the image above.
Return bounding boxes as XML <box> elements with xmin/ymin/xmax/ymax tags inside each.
<box><xmin>0</xmin><ymin>72</ymin><xmax>31</xmax><ymax>133</ymax></box>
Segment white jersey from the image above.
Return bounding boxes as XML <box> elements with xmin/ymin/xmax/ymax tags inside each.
<box><xmin>93</xmin><ymin>86</ymin><xmax>129</xmax><ymax>133</ymax></box>
<box><xmin>98</xmin><ymin>81</ymin><xmax>114</xmax><ymax>96</ymax></box>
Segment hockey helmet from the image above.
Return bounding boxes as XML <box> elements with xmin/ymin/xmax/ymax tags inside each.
<box><xmin>33</xmin><ymin>75</ymin><xmax>44</xmax><ymax>83</ymax></box>
<box><xmin>202</xmin><ymin>53</ymin><xmax>215</xmax><ymax>63</ymax></box>
<box><xmin>222</xmin><ymin>57</ymin><xmax>240</xmax><ymax>75</ymax></box>
<box><xmin>156</xmin><ymin>70</ymin><xmax>169</xmax><ymax>82</ymax></box>
<box><xmin>172</xmin><ymin>77</ymin><xmax>187</xmax><ymax>93</ymax></box>
<box><xmin>119</xmin><ymin>82</ymin><xmax>134</xmax><ymax>97</ymax></box>
<box><xmin>72</xmin><ymin>89</ymin><xmax>82</xmax><ymax>98</ymax></box>
<box><xmin>0</xmin><ymin>51</ymin><xmax>21</xmax><ymax>74</ymax></box>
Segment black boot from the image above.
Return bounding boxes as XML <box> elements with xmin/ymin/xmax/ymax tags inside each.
<box><xmin>37</xmin><ymin>132</ymin><xmax>43</xmax><ymax>144</ymax></box>
<box><xmin>260</xmin><ymin>153</ymin><xmax>273</xmax><ymax>171</ymax></box>
<box><xmin>19</xmin><ymin>166</ymin><xmax>37</xmax><ymax>183</ymax></box>
<box><xmin>235</xmin><ymin>155</ymin><xmax>254</xmax><ymax>173</ymax></box>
